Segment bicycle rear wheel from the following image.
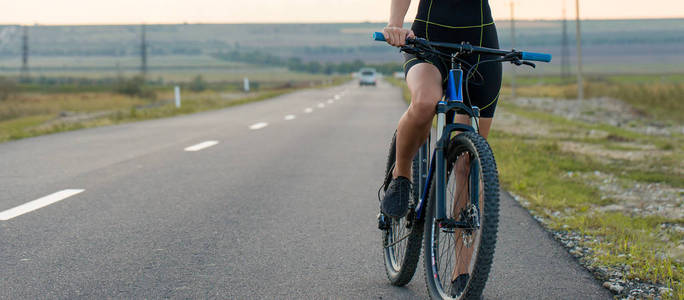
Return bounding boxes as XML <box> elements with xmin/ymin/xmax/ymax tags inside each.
<box><xmin>423</xmin><ymin>131</ymin><xmax>500</xmax><ymax>299</ymax></box>
<box><xmin>380</xmin><ymin>132</ymin><xmax>424</xmax><ymax>286</ymax></box>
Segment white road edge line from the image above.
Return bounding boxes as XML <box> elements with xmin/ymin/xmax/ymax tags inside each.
<box><xmin>0</xmin><ymin>189</ymin><xmax>85</xmax><ymax>221</ymax></box>
<box><xmin>304</xmin><ymin>108</ymin><xmax>313</xmax><ymax>113</ymax></box>
<box><xmin>184</xmin><ymin>140</ymin><xmax>219</xmax><ymax>152</ymax></box>
<box><xmin>284</xmin><ymin>114</ymin><xmax>296</xmax><ymax>121</ymax></box>
<box><xmin>249</xmin><ymin>122</ymin><xmax>269</xmax><ymax>130</ymax></box>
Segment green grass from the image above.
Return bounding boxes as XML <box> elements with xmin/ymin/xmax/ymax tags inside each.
<box><xmin>0</xmin><ymin>90</ymin><xmax>291</xmax><ymax>142</ymax></box>
<box><xmin>489</xmin><ymin>132</ymin><xmax>683</xmax><ymax>297</ymax></box>
<box><xmin>502</xmin><ymin>74</ymin><xmax>684</xmax><ymax>123</ymax></box>
<box><xmin>0</xmin><ymin>115</ymin><xmax>53</xmax><ymax>140</ymax></box>
<box><xmin>0</xmin><ymin>76</ymin><xmax>348</xmax><ymax>143</ymax></box>
<box><xmin>490</xmin><ymin>133</ymin><xmax>610</xmax><ymax>211</ymax></box>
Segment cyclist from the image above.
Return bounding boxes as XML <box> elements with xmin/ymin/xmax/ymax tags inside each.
<box><xmin>380</xmin><ymin>0</ymin><xmax>502</xmax><ymax>296</ymax></box>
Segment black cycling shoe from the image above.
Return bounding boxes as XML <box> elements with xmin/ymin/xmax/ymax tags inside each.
<box><xmin>381</xmin><ymin>176</ymin><xmax>412</xmax><ymax>218</ymax></box>
<box><xmin>450</xmin><ymin>273</ymin><xmax>470</xmax><ymax>297</ymax></box>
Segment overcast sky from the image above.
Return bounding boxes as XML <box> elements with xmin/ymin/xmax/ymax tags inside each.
<box><xmin>3</xmin><ymin>0</ymin><xmax>683</xmax><ymax>25</ymax></box>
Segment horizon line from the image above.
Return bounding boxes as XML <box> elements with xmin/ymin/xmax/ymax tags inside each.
<box><xmin>2</xmin><ymin>16</ymin><xmax>683</xmax><ymax>27</ymax></box>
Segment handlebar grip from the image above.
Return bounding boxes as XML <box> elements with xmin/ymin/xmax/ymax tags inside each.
<box><xmin>372</xmin><ymin>32</ymin><xmax>386</xmax><ymax>42</ymax></box>
<box><xmin>521</xmin><ymin>52</ymin><xmax>552</xmax><ymax>63</ymax></box>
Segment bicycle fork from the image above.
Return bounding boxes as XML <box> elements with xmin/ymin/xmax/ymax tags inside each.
<box><xmin>420</xmin><ymin>66</ymin><xmax>482</xmax><ymax>229</ymax></box>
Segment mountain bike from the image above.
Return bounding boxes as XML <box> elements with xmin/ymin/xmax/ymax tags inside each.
<box><xmin>374</xmin><ymin>32</ymin><xmax>551</xmax><ymax>299</ymax></box>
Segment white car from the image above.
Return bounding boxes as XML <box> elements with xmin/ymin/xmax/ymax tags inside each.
<box><xmin>359</xmin><ymin>68</ymin><xmax>377</xmax><ymax>86</ymax></box>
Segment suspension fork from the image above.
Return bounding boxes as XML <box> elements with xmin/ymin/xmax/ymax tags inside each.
<box><xmin>469</xmin><ymin>157</ymin><xmax>481</xmax><ymax>228</ymax></box>
<box><xmin>433</xmin><ymin>102</ymin><xmax>481</xmax><ymax>225</ymax></box>
<box><xmin>417</xmin><ymin>138</ymin><xmax>430</xmax><ymax>203</ymax></box>
<box><xmin>435</xmin><ymin>106</ymin><xmax>447</xmax><ymax>221</ymax></box>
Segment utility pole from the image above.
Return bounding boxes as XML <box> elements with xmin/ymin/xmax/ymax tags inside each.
<box><xmin>140</xmin><ymin>24</ymin><xmax>148</xmax><ymax>78</ymax></box>
<box><xmin>21</xmin><ymin>26</ymin><xmax>29</xmax><ymax>81</ymax></box>
<box><xmin>510</xmin><ymin>1</ymin><xmax>516</xmax><ymax>99</ymax></box>
<box><xmin>575</xmin><ymin>0</ymin><xmax>584</xmax><ymax>101</ymax></box>
<box><xmin>561</xmin><ymin>0</ymin><xmax>571</xmax><ymax>80</ymax></box>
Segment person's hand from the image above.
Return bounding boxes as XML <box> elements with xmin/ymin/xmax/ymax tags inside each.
<box><xmin>382</xmin><ymin>26</ymin><xmax>415</xmax><ymax>47</ymax></box>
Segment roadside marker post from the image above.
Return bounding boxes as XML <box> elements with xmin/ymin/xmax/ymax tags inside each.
<box><xmin>243</xmin><ymin>77</ymin><xmax>250</xmax><ymax>92</ymax></box>
<box><xmin>174</xmin><ymin>86</ymin><xmax>181</xmax><ymax>108</ymax></box>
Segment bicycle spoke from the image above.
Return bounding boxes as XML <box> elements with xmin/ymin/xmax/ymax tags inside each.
<box><xmin>441</xmin><ymin>234</ymin><xmax>454</xmax><ymax>288</ymax></box>
<box><xmin>437</xmin><ymin>150</ymin><xmax>480</xmax><ymax>298</ymax></box>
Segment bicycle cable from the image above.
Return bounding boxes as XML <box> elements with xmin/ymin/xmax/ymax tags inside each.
<box><xmin>464</xmin><ymin>58</ymin><xmax>507</xmax><ymax>109</ymax></box>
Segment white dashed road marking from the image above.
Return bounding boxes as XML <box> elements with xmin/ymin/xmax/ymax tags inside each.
<box><xmin>317</xmin><ymin>103</ymin><xmax>325</xmax><ymax>108</ymax></box>
<box><xmin>327</xmin><ymin>99</ymin><xmax>333</xmax><ymax>104</ymax></box>
<box><xmin>334</xmin><ymin>95</ymin><xmax>341</xmax><ymax>100</ymax></box>
<box><xmin>0</xmin><ymin>189</ymin><xmax>85</xmax><ymax>221</ymax></box>
<box><xmin>249</xmin><ymin>122</ymin><xmax>269</xmax><ymax>130</ymax></box>
<box><xmin>284</xmin><ymin>115</ymin><xmax>296</xmax><ymax>121</ymax></box>
<box><xmin>304</xmin><ymin>108</ymin><xmax>313</xmax><ymax>113</ymax></box>
<box><xmin>184</xmin><ymin>140</ymin><xmax>219</xmax><ymax>152</ymax></box>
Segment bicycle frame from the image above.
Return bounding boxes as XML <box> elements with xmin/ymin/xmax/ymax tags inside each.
<box><xmin>371</xmin><ymin>31</ymin><xmax>550</xmax><ymax>227</ymax></box>
<box><xmin>414</xmin><ymin>64</ymin><xmax>480</xmax><ymax>227</ymax></box>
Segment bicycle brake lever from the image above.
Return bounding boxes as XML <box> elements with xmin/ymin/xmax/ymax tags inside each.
<box><xmin>522</xmin><ymin>61</ymin><xmax>537</xmax><ymax>68</ymax></box>
<box><xmin>509</xmin><ymin>59</ymin><xmax>537</xmax><ymax>69</ymax></box>
<box><xmin>400</xmin><ymin>46</ymin><xmax>419</xmax><ymax>55</ymax></box>
<box><xmin>510</xmin><ymin>59</ymin><xmax>523</xmax><ymax>66</ymax></box>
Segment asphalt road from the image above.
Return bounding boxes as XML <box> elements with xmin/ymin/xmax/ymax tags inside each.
<box><xmin>0</xmin><ymin>80</ymin><xmax>612</xmax><ymax>299</ymax></box>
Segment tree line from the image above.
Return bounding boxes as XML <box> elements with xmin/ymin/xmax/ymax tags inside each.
<box><xmin>213</xmin><ymin>50</ymin><xmax>402</xmax><ymax>75</ymax></box>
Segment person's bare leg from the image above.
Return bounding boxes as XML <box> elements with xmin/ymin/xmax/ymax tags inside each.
<box><xmin>451</xmin><ymin>115</ymin><xmax>493</xmax><ymax>280</ymax></box>
<box><xmin>452</xmin><ymin>115</ymin><xmax>493</xmax><ymax>139</ymax></box>
<box><xmin>393</xmin><ymin>63</ymin><xmax>443</xmax><ymax>179</ymax></box>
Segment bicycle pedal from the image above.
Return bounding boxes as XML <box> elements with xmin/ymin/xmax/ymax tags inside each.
<box><xmin>377</xmin><ymin>213</ymin><xmax>390</xmax><ymax>230</ymax></box>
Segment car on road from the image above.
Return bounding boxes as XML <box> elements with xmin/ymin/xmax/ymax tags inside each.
<box><xmin>359</xmin><ymin>68</ymin><xmax>377</xmax><ymax>86</ymax></box>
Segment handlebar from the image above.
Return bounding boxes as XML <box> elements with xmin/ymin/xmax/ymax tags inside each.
<box><xmin>372</xmin><ymin>32</ymin><xmax>552</xmax><ymax>63</ymax></box>
<box><xmin>372</xmin><ymin>32</ymin><xmax>386</xmax><ymax>42</ymax></box>
<box><xmin>521</xmin><ymin>52</ymin><xmax>552</xmax><ymax>63</ymax></box>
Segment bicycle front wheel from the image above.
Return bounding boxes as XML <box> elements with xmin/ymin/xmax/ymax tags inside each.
<box><xmin>381</xmin><ymin>132</ymin><xmax>424</xmax><ymax>286</ymax></box>
<box><xmin>423</xmin><ymin>131</ymin><xmax>500</xmax><ymax>299</ymax></box>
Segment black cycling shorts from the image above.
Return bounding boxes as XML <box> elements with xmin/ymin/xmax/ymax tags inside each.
<box><xmin>403</xmin><ymin>0</ymin><xmax>503</xmax><ymax>118</ymax></box>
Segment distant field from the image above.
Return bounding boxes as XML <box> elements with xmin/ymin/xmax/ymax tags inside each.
<box><xmin>0</xmin><ymin>54</ymin><xmax>338</xmax><ymax>82</ymax></box>
<box><xmin>1</xmin><ymin>19</ymin><xmax>682</xmax><ymax>77</ymax></box>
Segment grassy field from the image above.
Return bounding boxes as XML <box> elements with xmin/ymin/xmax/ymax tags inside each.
<box><xmin>0</xmin><ymin>54</ymin><xmax>340</xmax><ymax>82</ymax></box>
<box><xmin>502</xmin><ymin>73</ymin><xmax>684</xmax><ymax>122</ymax></box>
<box><xmin>387</xmin><ymin>74</ymin><xmax>684</xmax><ymax>298</ymax></box>
<box><xmin>0</xmin><ymin>74</ymin><xmax>348</xmax><ymax>142</ymax></box>
<box><xmin>1</xmin><ymin>19</ymin><xmax>683</xmax><ymax>79</ymax></box>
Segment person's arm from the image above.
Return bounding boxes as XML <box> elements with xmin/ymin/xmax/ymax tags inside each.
<box><xmin>383</xmin><ymin>0</ymin><xmax>415</xmax><ymax>47</ymax></box>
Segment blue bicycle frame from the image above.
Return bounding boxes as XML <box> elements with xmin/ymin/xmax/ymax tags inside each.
<box><xmin>414</xmin><ymin>66</ymin><xmax>480</xmax><ymax>224</ymax></box>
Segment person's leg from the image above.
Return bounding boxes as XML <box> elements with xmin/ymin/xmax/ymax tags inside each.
<box><xmin>381</xmin><ymin>62</ymin><xmax>443</xmax><ymax>218</ymax></box>
<box><xmin>451</xmin><ymin>115</ymin><xmax>494</xmax><ymax>139</ymax></box>
<box><xmin>392</xmin><ymin>63</ymin><xmax>443</xmax><ymax>179</ymax></box>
